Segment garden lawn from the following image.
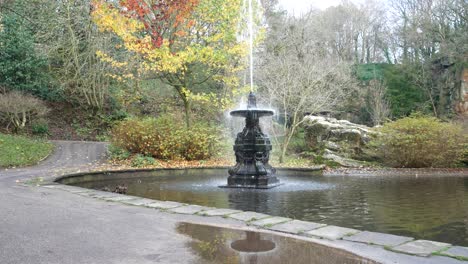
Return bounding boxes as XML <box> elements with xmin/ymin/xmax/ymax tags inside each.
<box><xmin>0</xmin><ymin>133</ymin><xmax>54</xmax><ymax>168</ymax></box>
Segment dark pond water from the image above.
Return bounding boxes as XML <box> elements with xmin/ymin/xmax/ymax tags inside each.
<box><xmin>176</xmin><ymin>222</ymin><xmax>378</xmax><ymax>264</ymax></box>
<box><xmin>65</xmin><ymin>169</ymin><xmax>468</xmax><ymax>246</ymax></box>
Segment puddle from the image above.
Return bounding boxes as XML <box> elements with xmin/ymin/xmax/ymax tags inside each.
<box><xmin>230</xmin><ymin>232</ymin><xmax>276</xmax><ymax>253</ymax></box>
<box><xmin>176</xmin><ymin>222</ymin><xmax>378</xmax><ymax>264</ymax></box>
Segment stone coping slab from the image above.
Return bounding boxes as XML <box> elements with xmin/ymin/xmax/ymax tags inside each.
<box><xmin>54</xmin><ymin>185</ymin><xmax>91</xmax><ymax>194</ymax></box>
<box><xmin>442</xmin><ymin>246</ymin><xmax>468</xmax><ymax>260</ymax></box>
<box><xmin>250</xmin><ymin>217</ymin><xmax>291</xmax><ymax>227</ymax></box>
<box><xmin>392</xmin><ymin>240</ymin><xmax>452</xmax><ymax>257</ymax></box>
<box><xmin>120</xmin><ymin>198</ymin><xmax>155</xmax><ymax>206</ymax></box>
<box><xmin>228</xmin><ymin>211</ymin><xmax>271</xmax><ymax>222</ymax></box>
<box><xmin>145</xmin><ymin>201</ymin><xmax>185</xmax><ymax>210</ymax></box>
<box><xmin>76</xmin><ymin>190</ymin><xmax>112</xmax><ymax>197</ymax></box>
<box><xmin>103</xmin><ymin>195</ymin><xmax>139</xmax><ymax>202</ymax></box>
<box><xmin>305</xmin><ymin>225</ymin><xmax>360</xmax><ymax>240</ymax></box>
<box><xmin>169</xmin><ymin>205</ymin><xmax>211</xmax><ymax>215</ymax></box>
<box><xmin>344</xmin><ymin>231</ymin><xmax>414</xmax><ymax>247</ymax></box>
<box><xmin>200</xmin><ymin>208</ymin><xmax>242</xmax><ymax>216</ymax></box>
<box><xmin>41</xmin><ymin>184</ymin><xmax>58</xmax><ymax>189</ymax></box>
<box><xmin>267</xmin><ymin>220</ymin><xmax>326</xmax><ymax>234</ymax></box>
<box><xmin>91</xmin><ymin>192</ymin><xmax>123</xmax><ymax>199</ymax></box>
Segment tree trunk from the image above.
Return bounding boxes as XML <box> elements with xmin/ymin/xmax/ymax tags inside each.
<box><xmin>279</xmin><ymin>144</ymin><xmax>286</xmax><ymax>164</ymax></box>
<box><xmin>278</xmin><ymin>118</ymin><xmax>299</xmax><ymax>164</ymax></box>
<box><xmin>183</xmin><ymin>98</ymin><xmax>191</xmax><ymax>129</ymax></box>
<box><xmin>174</xmin><ymin>85</ymin><xmax>191</xmax><ymax>128</ymax></box>
<box><xmin>279</xmin><ymin>130</ymin><xmax>292</xmax><ymax>164</ymax></box>
<box><xmin>402</xmin><ymin>17</ymin><xmax>408</xmax><ymax>62</ymax></box>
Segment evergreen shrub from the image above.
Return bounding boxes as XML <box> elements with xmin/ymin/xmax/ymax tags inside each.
<box><xmin>372</xmin><ymin>114</ymin><xmax>466</xmax><ymax>167</ymax></box>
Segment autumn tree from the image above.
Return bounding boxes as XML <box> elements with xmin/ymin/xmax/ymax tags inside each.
<box><xmin>92</xmin><ymin>0</ymin><xmax>246</xmax><ymax>127</ymax></box>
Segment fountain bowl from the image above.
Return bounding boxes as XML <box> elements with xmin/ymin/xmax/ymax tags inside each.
<box><xmin>230</xmin><ymin>109</ymin><xmax>274</xmax><ymax>118</ymax></box>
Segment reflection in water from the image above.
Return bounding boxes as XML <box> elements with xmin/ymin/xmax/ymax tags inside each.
<box><xmin>68</xmin><ymin>169</ymin><xmax>468</xmax><ymax>246</ymax></box>
<box><xmin>231</xmin><ymin>232</ymin><xmax>276</xmax><ymax>253</ymax></box>
<box><xmin>176</xmin><ymin>222</ymin><xmax>377</xmax><ymax>264</ymax></box>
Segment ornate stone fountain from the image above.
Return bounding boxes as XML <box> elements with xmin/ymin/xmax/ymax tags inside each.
<box><xmin>222</xmin><ymin>92</ymin><xmax>280</xmax><ymax>188</ymax></box>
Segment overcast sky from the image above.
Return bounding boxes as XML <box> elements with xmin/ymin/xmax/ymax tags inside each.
<box><xmin>278</xmin><ymin>0</ymin><xmax>367</xmax><ymax>15</ymax></box>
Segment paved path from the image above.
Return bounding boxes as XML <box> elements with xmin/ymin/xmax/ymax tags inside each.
<box><xmin>1</xmin><ymin>141</ymin><xmax>108</xmax><ymax>182</ymax></box>
<box><xmin>0</xmin><ymin>141</ymin><xmax>206</xmax><ymax>264</ymax></box>
<box><xmin>0</xmin><ymin>141</ymin><xmax>465</xmax><ymax>264</ymax></box>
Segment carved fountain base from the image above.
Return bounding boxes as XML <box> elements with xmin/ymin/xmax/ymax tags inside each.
<box><xmin>220</xmin><ymin>92</ymin><xmax>281</xmax><ymax>189</ymax></box>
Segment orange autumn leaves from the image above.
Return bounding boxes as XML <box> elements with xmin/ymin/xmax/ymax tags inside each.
<box><xmin>91</xmin><ymin>0</ymin><xmax>245</xmax><ymax>73</ymax></box>
<box><xmin>116</xmin><ymin>0</ymin><xmax>199</xmax><ymax>47</ymax></box>
<box><xmin>91</xmin><ymin>0</ymin><xmax>247</xmax><ymax>114</ymax></box>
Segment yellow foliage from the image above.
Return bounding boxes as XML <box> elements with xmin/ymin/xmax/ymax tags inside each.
<box><xmin>92</xmin><ymin>0</ymin><xmax>247</xmax><ymax>83</ymax></box>
<box><xmin>91</xmin><ymin>0</ymin><xmax>267</xmax><ymax>119</ymax></box>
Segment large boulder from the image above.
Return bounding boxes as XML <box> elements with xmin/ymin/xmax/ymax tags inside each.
<box><xmin>303</xmin><ymin>115</ymin><xmax>377</xmax><ymax>167</ymax></box>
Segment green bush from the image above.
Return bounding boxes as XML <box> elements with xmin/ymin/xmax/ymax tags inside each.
<box><xmin>111</xmin><ymin>116</ymin><xmax>221</xmax><ymax>161</ymax></box>
<box><xmin>372</xmin><ymin>114</ymin><xmax>466</xmax><ymax>168</ymax></box>
<box><xmin>462</xmin><ymin>148</ymin><xmax>468</xmax><ymax>167</ymax></box>
<box><xmin>131</xmin><ymin>154</ymin><xmax>157</xmax><ymax>167</ymax></box>
<box><xmin>31</xmin><ymin>120</ymin><xmax>49</xmax><ymax>136</ymax></box>
<box><xmin>355</xmin><ymin>64</ymin><xmax>430</xmax><ymax>118</ymax></box>
<box><xmin>107</xmin><ymin>144</ymin><xmax>130</xmax><ymax>160</ymax></box>
<box><xmin>0</xmin><ymin>8</ymin><xmax>57</xmax><ymax>100</ymax></box>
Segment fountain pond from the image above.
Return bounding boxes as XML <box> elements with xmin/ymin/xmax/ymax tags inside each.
<box><xmin>58</xmin><ymin>168</ymin><xmax>468</xmax><ymax>246</ymax></box>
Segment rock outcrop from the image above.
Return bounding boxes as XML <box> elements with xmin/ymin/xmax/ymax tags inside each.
<box><xmin>303</xmin><ymin>115</ymin><xmax>378</xmax><ymax>167</ymax></box>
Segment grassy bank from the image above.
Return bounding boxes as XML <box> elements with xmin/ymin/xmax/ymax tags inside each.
<box><xmin>0</xmin><ymin>134</ymin><xmax>54</xmax><ymax>168</ymax></box>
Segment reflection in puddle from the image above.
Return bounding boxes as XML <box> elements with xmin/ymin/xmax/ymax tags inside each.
<box><xmin>177</xmin><ymin>222</ymin><xmax>378</xmax><ymax>264</ymax></box>
<box><xmin>231</xmin><ymin>232</ymin><xmax>276</xmax><ymax>253</ymax></box>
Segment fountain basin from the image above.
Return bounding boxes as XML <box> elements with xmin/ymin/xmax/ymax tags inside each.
<box><xmin>55</xmin><ymin>167</ymin><xmax>468</xmax><ymax>246</ymax></box>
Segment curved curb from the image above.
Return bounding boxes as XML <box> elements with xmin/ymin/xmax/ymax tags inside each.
<box><xmin>51</xmin><ymin>166</ymin><xmax>324</xmax><ymax>184</ymax></box>
<box><xmin>35</xmin><ymin>141</ymin><xmax>56</xmax><ymax>164</ymax></box>
<box><xmin>40</xmin><ymin>167</ymin><xmax>468</xmax><ymax>264</ymax></box>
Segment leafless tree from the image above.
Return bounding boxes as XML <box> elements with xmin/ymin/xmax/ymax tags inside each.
<box><xmin>45</xmin><ymin>0</ymin><xmax>113</xmax><ymax>110</ymax></box>
<box><xmin>366</xmin><ymin>79</ymin><xmax>391</xmax><ymax>125</ymax></box>
<box><xmin>305</xmin><ymin>0</ymin><xmax>389</xmax><ymax>64</ymax></box>
<box><xmin>0</xmin><ymin>91</ymin><xmax>49</xmax><ymax>132</ymax></box>
<box><xmin>388</xmin><ymin>0</ymin><xmax>467</xmax><ymax>117</ymax></box>
<box><xmin>257</xmin><ymin>13</ymin><xmax>358</xmax><ymax>163</ymax></box>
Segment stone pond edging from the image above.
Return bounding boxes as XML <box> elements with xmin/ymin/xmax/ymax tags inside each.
<box><xmin>36</xmin><ymin>167</ymin><xmax>468</xmax><ymax>263</ymax></box>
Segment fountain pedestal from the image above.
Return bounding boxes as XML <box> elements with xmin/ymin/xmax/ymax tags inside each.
<box><xmin>222</xmin><ymin>92</ymin><xmax>280</xmax><ymax>189</ymax></box>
